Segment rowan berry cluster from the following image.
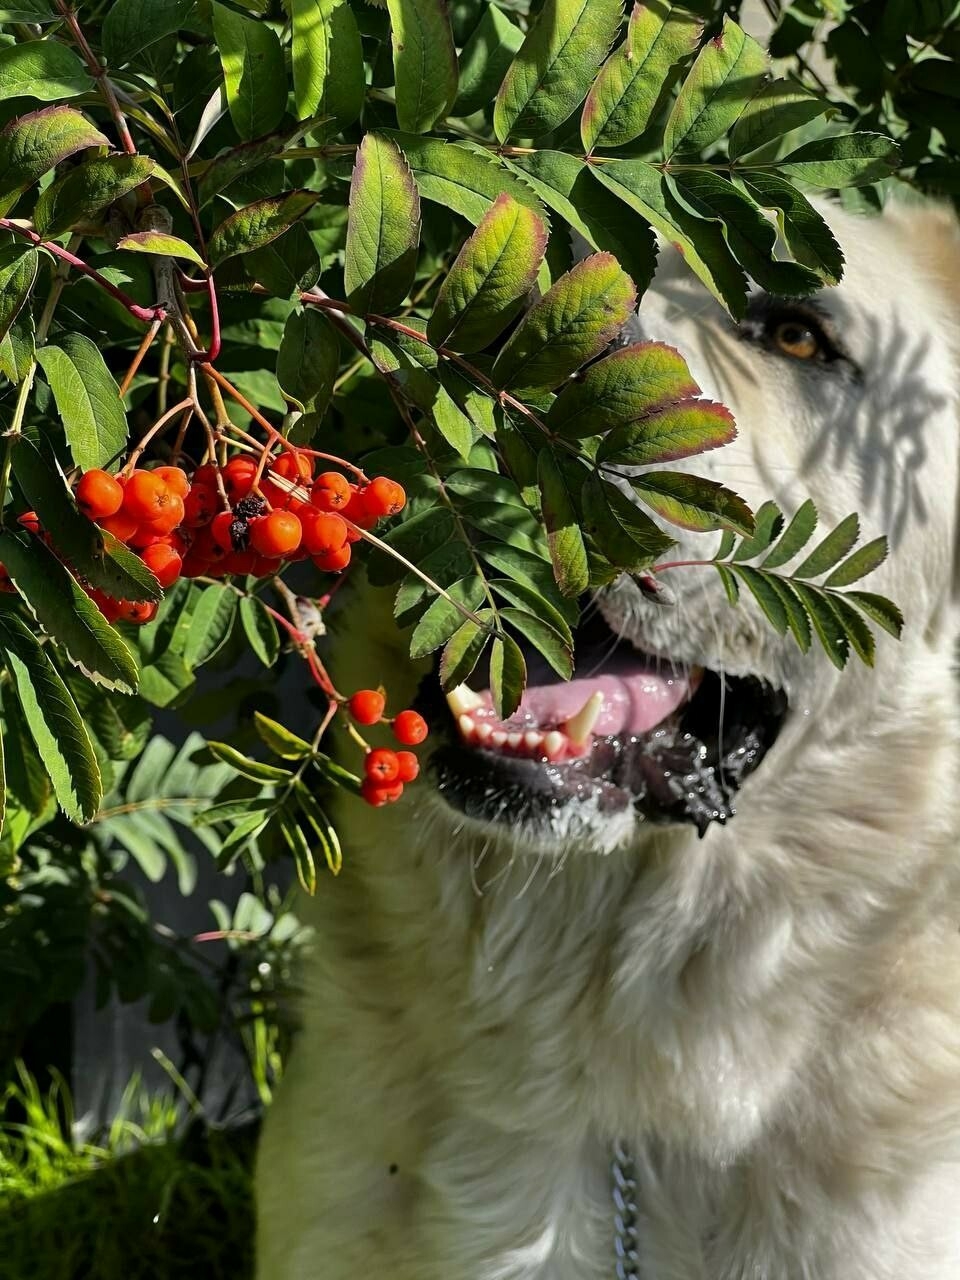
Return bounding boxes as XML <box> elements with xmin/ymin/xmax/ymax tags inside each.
<box><xmin>347</xmin><ymin>689</ymin><xmax>429</xmax><ymax>806</ymax></box>
<box><xmin>66</xmin><ymin>452</ymin><xmax>406</xmax><ymax>624</ymax></box>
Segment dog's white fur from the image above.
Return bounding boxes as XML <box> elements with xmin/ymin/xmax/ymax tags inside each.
<box><xmin>256</xmin><ymin>201</ymin><xmax>960</xmax><ymax>1278</ymax></box>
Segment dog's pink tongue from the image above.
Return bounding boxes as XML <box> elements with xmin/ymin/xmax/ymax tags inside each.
<box><xmin>519</xmin><ymin>670</ymin><xmax>693</xmax><ymax>736</ymax></box>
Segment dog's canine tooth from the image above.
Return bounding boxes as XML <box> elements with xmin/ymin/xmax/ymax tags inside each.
<box><xmin>458</xmin><ymin>714</ymin><xmax>476</xmax><ymax>739</ymax></box>
<box><xmin>543</xmin><ymin>731</ymin><xmax>565</xmax><ymax>760</ymax></box>
<box><xmin>447</xmin><ymin>684</ymin><xmax>483</xmax><ymax>717</ymax></box>
<box><xmin>562</xmin><ymin>691</ymin><xmax>604</xmax><ymax>746</ymax></box>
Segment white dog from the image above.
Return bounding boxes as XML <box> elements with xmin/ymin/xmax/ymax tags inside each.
<box><xmin>255</xmin><ymin>199</ymin><xmax>960</xmax><ymax>1279</ymax></box>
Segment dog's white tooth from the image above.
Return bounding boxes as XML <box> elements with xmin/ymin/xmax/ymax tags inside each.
<box><xmin>562</xmin><ymin>691</ymin><xmax>604</xmax><ymax>746</ymax></box>
<box><xmin>507</xmin><ymin>732</ymin><xmax>523</xmax><ymax>750</ymax></box>
<box><xmin>458</xmin><ymin>714</ymin><xmax>476</xmax><ymax>740</ymax></box>
<box><xmin>543</xmin><ymin>731</ymin><xmax>565</xmax><ymax>761</ymax></box>
<box><xmin>491</xmin><ymin>731</ymin><xmax>507</xmax><ymax>747</ymax></box>
<box><xmin>524</xmin><ymin>731</ymin><xmax>543</xmax><ymax>752</ymax></box>
<box><xmin>475</xmin><ymin>722</ymin><xmax>493</xmax><ymax>743</ymax></box>
<box><xmin>447</xmin><ymin>684</ymin><xmax>483</xmax><ymax>717</ymax></box>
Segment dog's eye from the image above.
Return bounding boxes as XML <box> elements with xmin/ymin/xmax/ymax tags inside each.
<box><xmin>773</xmin><ymin>320</ymin><xmax>821</xmax><ymax>360</ymax></box>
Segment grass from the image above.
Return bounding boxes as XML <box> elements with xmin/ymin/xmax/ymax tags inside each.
<box><xmin>0</xmin><ymin>1067</ymin><xmax>256</xmax><ymax>1280</ymax></box>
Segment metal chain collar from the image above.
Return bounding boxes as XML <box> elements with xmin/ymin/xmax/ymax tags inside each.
<box><xmin>612</xmin><ymin>1140</ymin><xmax>640</xmax><ymax>1280</ymax></box>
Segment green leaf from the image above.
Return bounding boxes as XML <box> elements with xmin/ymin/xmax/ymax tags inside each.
<box><xmin>629</xmin><ymin>470</ymin><xmax>754</xmax><ymax>534</ymax></box>
<box><xmin>11</xmin><ymin>438</ymin><xmax>161</xmax><ymax>604</ymax></box>
<box><xmin>0</xmin><ymin>533</ymin><xmax>140</xmax><ymax>692</ymax></box>
<box><xmin>36</xmin><ymin>333</ymin><xmax>127</xmax><ymax>473</ymax></box>
<box><xmin>739</xmin><ymin>171</ymin><xmax>844</xmax><ymax>284</ymax></box>
<box><xmin>208</xmin><ymin>191</ymin><xmax>319</xmax><ymax>267</ymax></box>
<box><xmin>103</xmin><ymin>0</ymin><xmax>198</xmax><ymax>68</ymax></box>
<box><xmin>729</xmin><ymin>78</ymin><xmax>831</xmax><ymax>159</ymax></box>
<box><xmin>826</xmin><ymin>592</ymin><xmax>875</xmax><ymax>666</ymax></box>
<box><xmin>386</xmin><ymin>131</ymin><xmax>547</xmax><ymax>225</ymax></box>
<box><xmin>668</xmin><ymin>170</ymin><xmax>821</xmax><ymax>296</ymax></box>
<box><xmin>0</xmin><ymin>246</ymin><xmax>38</xmax><ymax>346</ymax></box>
<box><xmin>367</xmin><ymin>507</ymin><xmax>457</xmax><ymax>585</ymax></box>
<box><xmin>489</xmin><ymin>577</ymin><xmax>575</xmax><ymax>649</ymax></box>
<box><xmin>215</xmin><ymin>808</ymin><xmax>272</xmax><ymax>868</ymax></box>
<box><xmin>370</xmin><ymin>332</ymin><xmax>475</xmax><ymax>456</ymax></box>
<box><xmin>439</xmin><ymin>618</ymin><xmax>487</xmax><ymax>690</ymax></box>
<box><xmin>247</xmin><ymin>221</ymin><xmax>321</xmax><ymax>297</ymax></box>
<box><xmin>794</xmin><ymin>513</ymin><xmax>859</xmax><ymax>578</ymax></box>
<box><xmin>478</xmin><ymin>541</ymin><xmax>578</xmax><ymax>624</ymax></box>
<box><xmin>344</xmin><ymin>134</ymin><xmax>421</xmax><ymax>315</ymax></box>
<box><xmin>212</xmin><ymin>2</ymin><xmax>287</xmax><ymax>141</ymax></box>
<box><xmin>277</xmin><ymin>808</ymin><xmax>318</xmax><ymax>895</ymax></box>
<box><xmin>290</xmin><ymin>0</ymin><xmax>365</xmax><ymax>128</ymax></box>
<box><xmin>715</xmin><ymin>527</ymin><xmax>736</xmax><ymax>560</ymax></box>
<box><xmin>597</xmin><ymin>397</ymin><xmax>736</xmax><ymax>465</ymax></box>
<box><xmin>182</xmin><ymin>584</ymin><xmax>238</xmax><ymax>668</ymax></box>
<box><xmin>764</xmin><ymin>575</ymin><xmax>811</xmax><ymax>652</ymax></box>
<box><xmin>386</xmin><ymin>0</ymin><xmax>458</xmax><ymax>134</ymax></box>
<box><xmin>137</xmin><ymin>650</ymin><xmax>195</xmax><ymax>708</ymax></box>
<box><xmin>844</xmin><ymin>590</ymin><xmax>903</xmax><ymax>639</ymax></box>
<box><xmin>730</xmin><ymin>564</ymin><xmax>788</xmax><ymax>633</ymax></box>
<box><xmin>0</xmin><ymin>106</ymin><xmax>110</xmax><ymax>216</ymax></box>
<box><xmin>454</xmin><ymin>4</ymin><xmax>524</xmax><ymax>117</ymax></box>
<box><xmin>428</xmin><ymin>194</ymin><xmax>547</xmax><ymax>352</ymax></box>
<box><xmin>715</xmin><ymin>561</ymin><xmax>739</xmax><ymax>604</ymax></box>
<box><xmin>791</xmin><ymin>581</ymin><xmax>849</xmax><ymax>669</ymax></box>
<box><xmin>581</xmin><ymin>0</ymin><xmax>701</xmax><ymax>151</ymax></box>
<box><xmin>592</xmin><ymin>159</ymin><xmax>748</xmax><ymax>317</ymax></box>
<box><xmin>461</xmin><ymin>501</ymin><xmax>548</xmax><ymax>560</ymax></box>
<box><xmin>489</xmin><ymin>633</ymin><xmax>526</xmax><ymax>719</ymax></box>
<box><xmin>491</xmin><ymin>253</ymin><xmax>636</xmax><ymax>392</ymax></box>
<box><xmin>207</xmin><ymin>740</ymin><xmax>292</xmax><ymax>782</ymax></box>
<box><xmin>537</xmin><ymin>449</ymin><xmax>589</xmax><ymax>598</ymax></box>
<box><xmin>547</xmin><ymin>341</ymin><xmax>699</xmax><ymax>439</ymax></box>
<box><xmin>500</xmin><ymin>607</ymin><xmax>572</xmax><ymax>680</ymax></box>
<box><xmin>239</xmin><ymin>595</ymin><xmax>280</xmax><ymax>666</ymax></box>
<box><xmin>254</xmin><ymin>711</ymin><xmax>312</xmax><ymax>759</ymax></box>
<box><xmin>276</xmin><ymin>309</ymin><xmax>338</xmax><ymax>415</ymax></box>
<box><xmin>664</xmin><ymin>16</ymin><xmax>767</xmax><ymax>157</ymax></box>
<box><xmin>0</xmin><ymin>40</ymin><xmax>92</xmax><ymax>102</ymax></box>
<box><xmin>581</xmin><ymin>472</ymin><xmax>673</xmax><ymax>572</ymax></box>
<box><xmin>760</xmin><ymin>497</ymin><xmax>817</xmax><ymax>568</ymax></box>
<box><xmin>115</xmin><ymin>230</ymin><xmax>207</xmax><ymax>268</ymax></box>
<box><xmin>294</xmin><ymin>782</ymin><xmax>342</xmax><ymax>874</ymax></box>
<box><xmin>771</xmin><ymin>133</ymin><xmax>901</xmax><ymax>188</ymax></box>
<box><xmin>444</xmin><ymin>469</ymin><xmax>527</xmax><ymax>507</ymax></box>
<box><xmin>731</xmin><ymin>500</ymin><xmax>783</xmax><ymax>561</ymax></box>
<box><xmin>33</xmin><ymin>156</ymin><xmax>158</xmax><ymax>238</ymax></box>
<box><xmin>494</xmin><ymin>0</ymin><xmax>623</xmax><ymax>143</ymax></box>
<box><xmin>506</xmin><ymin>150</ymin><xmax>658</xmax><ymax>298</ymax></box>
<box><xmin>0</xmin><ymin>613</ymin><xmax>101</xmax><ymax>823</ymax></box>
<box><xmin>0</xmin><ymin>309</ymin><xmax>35</xmax><ymax>383</ymax></box>
<box><xmin>409</xmin><ymin>577</ymin><xmax>485</xmax><ymax>658</ymax></box>
<box><xmin>198</xmin><ymin>123</ymin><xmax>314</xmax><ymax>209</ymax></box>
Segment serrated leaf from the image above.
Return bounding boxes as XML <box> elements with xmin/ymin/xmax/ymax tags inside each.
<box><xmin>794</xmin><ymin>512</ymin><xmax>859</xmax><ymax>579</ymax></box>
<box><xmin>715</xmin><ymin>527</ymin><xmax>736</xmax><ymax>560</ymax></box>
<box><xmin>103</xmin><ymin>0</ymin><xmax>198</xmax><ymax>68</ymax></box>
<box><xmin>0</xmin><ymin>533</ymin><xmax>140</xmax><ymax>692</ymax></box>
<box><xmin>488</xmin><ymin>578</ymin><xmax>575</xmax><ymax>650</ymax></box>
<box><xmin>491</xmin><ymin>253</ymin><xmax>636</xmax><ymax>392</ymax></box>
<box><xmin>212</xmin><ymin>2</ymin><xmax>287</xmax><ymax>141</ymax></box>
<box><xmin>592</xmin><ymin>159</ymin><xmax>748</xmax><ymax>317</ymax></box>
<box><xmin>248</xmin><ymin>220</ymin><xmax>321</xmax><ymax>297</ymax></box>
<box><xmin>731</xmin><ymin>500</ymin><xmax>784</xmax><ymax>561</ymax></box>
<box><xmin>0</xmin><ymin>309</ymin><xmax>35</xmax><ymax>384</ymax></box>
<box><xmin>393</xmin><ymin>542</ymin><xmax>474</xmax><ymax>626</ymax></box>
<box><xmin>772</xmin><ymin>133</ymin><xmax>901</xmax><ymax>188</ymax></box>
<box><xmin>582</xmin><ymin>0</ymin><xmax>701</xmax><ymax>152</ymax></box>
<box><xmin>739</xmin><ymin>171</ymin><xmax>844</xmax><ymax>284</ymax></box>
<box><xmin>239</xmin><ymin>595</ymin><xmax>280</xmax><ymax>666</ymax></box>
<box><xmin>629</xmin><ymin>471</ymin><xmax>754</xmax><ymax>534</ymax></box>
<box><xmin>294</xmin><ymin>782</ymin><xmax>342</xmax><ymax>874</ymax></box>
<box><xmin>439</xmin><ymin>618</ymin><xmax>487</xmax><ymax>690</ymax></box>
<box><xmin>581</xmin><ymin>472</ymin><xmax>673</xmax><ymax>571</ymax></box>
<box><xmin>477</xmin><ymin>541</ymin><xmax>578</xmax><ymax>623</ymax></box>
<box><xmin>500</xmin><ymin>607</ymin><xmax>572</xmax><ymax>680</ymax></box>
<box><xmin>0</xmin><ymin>613</ymin><xmax>100</xmax><ymax>823</ymax></box>
<box><xmin>664</xmin><ymin>16</ymin><xmax>767</xmax><ymax>158</ymax></box>
<box><xmin>461</xmin><ymin>501</ymin><xmax>548</xmax><ymax>560</ymax></box>
<box><xmin>198</xmin><ymin>123</ymin><xmax>314</xmax><ymax>209</ymax></box>
<box><xmin>36</xmin><ymin>333</ymin><xmax>127</xmax><ymax>472</ymax></box>
<box><xmin>844</xmin><ymin>590</ymin><xmax>903</xmax><ymax>639</ymax></box>
<box><xmin>715</xmin><ymin>561</ymin><xmax>739</xmax><ymax>604</ymax></box>
<box><xmin>366</xmin><ymin>507</ymin><xmax>457</xmax><ymax>586</ymax></box>
<box><xmin>0</xmin><ymin>106</ymin><xmax>110</xmax><ymax>216</ymax></box>
<box><xmin>207</xmin><ymin>740</ymin><xmax>292</xmax><ymax>782</ymax></box>
<box><xmin>115</xmin><ymin>230</ymin><xmax>206</xmax><ymax>268</ymax></box>
<box><xmin>34</xmin><ymin>155</ymin><xmax>158</xmax><ymax>238</ymax></box>
<box><xmin>208</xmin><ymin>191</ymin><xmax>320</xmax><ymax>267</ymax></box>
<box><xmin>791</xmin><ymin>581</ymin><xmax>849</xmax><ymax>669</ymax></box>
<box><xmin>547</xmin><ymin>341</ymin><xmax>699</xmax><ymax>439</ymax></box>
<box><xmin>428</xmin><ymin>194</ymin><xmax>547</xmax><ymax>352</ymax></box>
<box><xmin>0</xmin><ymin>40</ymin><xmax>92</xmax><ymax>102</ymax></box>
<box><xmin>138</xmin><ymin>650</ymin><xmax>195</xmax><ymax>707</ymax></box>
<box><xmin>215</xmin><ymin>808</ymin><xmax>272</xmax><ymax>868</ymax></box>
<box><xmin>254</xmin><ymin>711</ymin><xmax>312</xmax><ymax>759</ymax></box>
<box><xmin>444</xmin><ymin>469</ymin><xmax>527</xmax><ymax>507</ymax></box>
<box><xmin>826</xmin><ymin>592</ymin><xmax>875</xmax><ymax>666</ymax></box>
<box><xmin>182</xmin><ymin>585</ymin><xmax>238</xmax><ymax>668</ymax></box>
<box><xmin>668</xmin><ymin>170</ymin><xmax>821</xmax><ymax>296</ymax></box>
<box><xmin>729</xmin><ymin>78</ymin><xmax>831</xmax><ymax>159</ymax></box>
<box><xmin>386</xmin><ymin>0</ymin><xmax>458</xmax><ymax>134</ymax></box>
<box><xmin>823</xmin><ymin>536</ymin><xmax>887</xmax><ymax>588</ymax></box>
<box><xmin>730</xmin><ymin>564</ymin><xmax>788</xmax><ymax>633</ymax></box>
<box><xmin>489</xmin><ymin>633</ymin><xmax>526</xmax><ymax>718</ymax></box>
<box><xmin>764</xmin><ymin>575</ymin><xmax>811</xmax><ymax>651</ymax></box>
<box><xmin>370</xmin><ymin>332</ymin><xmax>474</xmax><ymax>456</ymax></box>
<box><xmin>760</xmin><ymin>497</ymin><xmax>817</xmax><ymax>568</ymax></box>
<box><xmin>290</xmin><ymin>0</ymin><xmax>364</xmax><ymax>128</ymax></box>
<box><xmin>454</xmin><ymin>4</ymin><xmax>524</xmax><ymax>117</ymax></box>
<box><xmin>277</xmin><ymin>808</ymin><xmax>318</xmax><ymax>894</ymax></box>
<box><xmin>276</xmin><ymin>309</ymin><xmax>338</xmax><ymax>416</ymax></box>
<box><xmin>409</xmin><ymin>577</ymin><xmax>485</xmax><ymax>658</ymax></box>
<box><xmin>537</xmin><ymin>449</ymin><xmax>589</xmax><ymax>597</ymax></box>
<box><xmin>344</xmin><ymin>134</ymin><xmax>420</xmax><ymax>315</ymax></box>
<box><xmin>0</xmin><ymin>246</ymin><xmax>37</xmax><ymax>346</ymax></box>
<box><xmin>494</xmin><ymin>0</ymin><xmax>623</xmax><ymax>143</ymax></box>
<box><xmin>597</xmin><ymin>397</ymin><xmax>736</xmax><ymax>465</ymax></box>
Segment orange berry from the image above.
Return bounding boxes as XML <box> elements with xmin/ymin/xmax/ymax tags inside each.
<box><xmin>393</xmin><ymin>709</ymin><xmax>428</xmax><ymax>745</ymax></box>
<box><xmin>222</xmin><ymin>457</ymin><xmax>258</xmax><ymax>501</ymax></box>
<box><xmin>395</xmin><ymin>750</ymin><xmax>420</xmax><ymax>783</ymax></box>
<box><xmin>312</xmin><ymin>543</ymin><xmax>352</xmax><ymax>573</ymax></box>
<box><xmin>270</xmin><ymin>451</ymin><xmax>313</xmax><ymax>485</ymax></box>
<box><xmin>97</xmin><ymin>509</ymin><xmax>139</xmax><ymax>542</ymax></box>
<box><xmin>364</xmin><ymin>747</ymin><xmax>400</xmax><ymax>784</ymax></box>
<box><xmin>89</xmin><ymin>589</ymin><xmax>122</xmax><ymax>622</ymax></box>
<box><xmin>301</xmin><ymin>510</ymin><xmax>348</xmax><ymax>556</ymax></box>
<box><xmin>117</xmin><ymin>599</ymin><xmax>158</xmax><ymax>625</ymax></box>
<box><xmin>249</xmin><ymin>554</ymin><xmax>283</xmax><ymax>578</ymax></box>
<box><xmin>211</xmin><ymin>510</ymin><xmax>239</xmax><ymax>552</ymax></box>
<box><xmin>311</xmin><ymin>472</ymin><xmax>351</xmax><ymax>512</ymax></box>
<box><xmin>183</xmin><ymin>484</ymin><xmax>217</xmax><ymax>528</ymax></box>
<box><xmin>152</xmin><ymin>466</ymin><xmax>190</xmax><ymax>497</ymax></box>
<box><xmin>360</xmin><ymin>778</ymin><xmax>404</xmax><ymax>807</ymax></box>
<box><xmin>221</xmin><ymin>548</ymin><xmax>258</xmax><ymax>576</ymax></box>
<box><xmin>141</xmin><ymin>493</ymin><xmax>185</xmax><ymax>537</ymax></box>
<box><xmin>343</xmin><ymin>486</ymin><xmax>378</xmax><ymax>532</ymax></box>
<box><xmin>364</xmin><ymin>476</ymin><xmax>406</xmax><ymax>518</ymax></box>
<box><xmin>249</xmin><ymin>510</ymin><xmax>302</xmax><ymax>557</ymax></box>
<box><xmin>122</xmin><ymin>470</ymin><xmax>172</xmax><ymax>522</ymax></box>
<box><xmin>76</xmin><ymin>469</ymin><xmax>123</xmax><ymax>519</ymax></box>
<box><xmin>18</xmin><ymin>510</ymin><xmax>41</xmax><ymax>534</ymax></box>
<box><xmin>348</xmin><ymin>689</ymin><xmax>385</xmax><ymax>725</ymax></box>
<box><xmin>140</xmin><ymin>541</ymin><xmax>182</xmax><ymax>588</ymax></box>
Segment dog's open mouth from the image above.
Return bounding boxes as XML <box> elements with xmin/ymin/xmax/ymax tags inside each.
<box><xmin>427</xmin><ymin>607</ymin><xmax>788</xmax><ymax>838</ymax></box>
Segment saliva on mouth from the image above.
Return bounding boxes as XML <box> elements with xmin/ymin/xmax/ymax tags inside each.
<box><xmin>421</xmin><ymin>608</ymin><xmax>788</xmax><ymax>839</ymax></box>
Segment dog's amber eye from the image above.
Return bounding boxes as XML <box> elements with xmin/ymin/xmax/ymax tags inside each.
<box><xmin>773</xmin><ymin>322</ymin><xmax>820</xmax><ymax>360</ymax></box>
